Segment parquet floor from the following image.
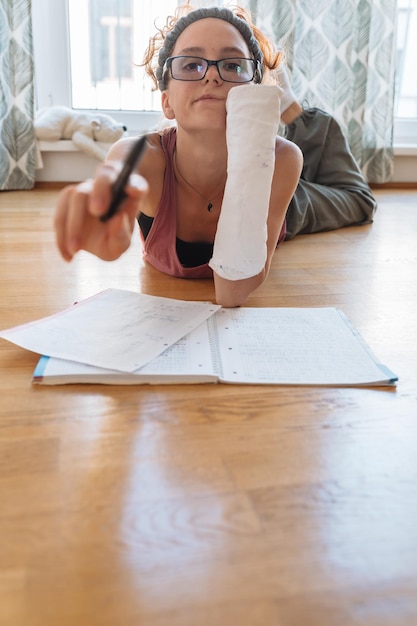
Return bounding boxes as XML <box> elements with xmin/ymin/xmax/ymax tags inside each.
<box><xmin>0</xmin><ymin>188</ymin><xmax>416</xmax><ymax>626</ymax></box>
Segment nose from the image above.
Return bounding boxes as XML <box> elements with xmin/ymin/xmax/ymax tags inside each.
<box><xmin>204</xmin><ymin>62</ymin><xmax>222</xmax><ymax>82</ymax></box>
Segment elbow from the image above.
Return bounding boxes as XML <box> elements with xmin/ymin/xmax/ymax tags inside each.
<box><xmin>215</xmin><ymin>292</ymin><xmax>248</xmax><ymax>308</ymax></box>
<box><xmin>214</xmin><ymin>272</ymin><xmax>264</xmax><ymax>308</ymax></box>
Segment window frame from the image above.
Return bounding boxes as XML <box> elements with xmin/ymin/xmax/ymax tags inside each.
<box><xmin>394</xmin><ymin>119</ymin><xmax>417</xmax><ymax>147</ymax></box>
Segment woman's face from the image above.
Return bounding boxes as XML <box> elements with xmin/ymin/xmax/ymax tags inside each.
<box><xmin>161</xmin><ymin>18</ymin><xmax>252</xmax><ymax>131</ymax></box>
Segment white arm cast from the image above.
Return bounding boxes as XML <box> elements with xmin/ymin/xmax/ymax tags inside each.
<box><xmin>209</xmin><ymin>84</ymin><xmax>281</xmax><ymax>281</ymax></box>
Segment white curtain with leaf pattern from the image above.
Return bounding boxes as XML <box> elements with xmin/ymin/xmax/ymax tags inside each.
<box><xmin>245</xmin><ymin>0</ymin><xmax>397</xmax><ymax>183</ymax></box>
<box><xmin>0</xmin><ymin>0</ymin><xmax>35</xmax><ymax>190</ymax></box>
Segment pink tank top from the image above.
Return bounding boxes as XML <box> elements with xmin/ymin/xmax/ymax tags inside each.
<box><xmin>140</xmin><ymin>127</ymin><xmax>286</xmax><ymax>279</ymax></box>
<box><xmin>141</xmin><ymin>128</ymin><xmax>213</xmax><ymax>279</ymax></box>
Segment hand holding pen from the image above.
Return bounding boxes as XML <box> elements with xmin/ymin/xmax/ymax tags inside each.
<box><xmin>100</xmin><ymin>134</ymin><xmax>148</xmax><ymax>222</ymax></box>
<box><xmin>55</xmin><ymin>134</ymin><xmax>149</xmax><ymax>262</ymax></box>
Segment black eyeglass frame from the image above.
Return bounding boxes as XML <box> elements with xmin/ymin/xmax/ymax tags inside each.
<box><xmin>165</xmin><ymin>56</ymin><xmax>260</xmax><ymax>84</ymax></box>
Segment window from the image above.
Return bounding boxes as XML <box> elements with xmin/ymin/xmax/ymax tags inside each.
<box><xmin>394</xmin><ymin>0</ymin><xmax>417</xmax><ymax>145</ymax></box>
<box><xmin>33</xmin><ymin>0</ymin><xmax>182</xmax><ymax>133</ymax></box>
<box><xmin>33</xmin><ymin>0</ymin><xmax>417</xmax><ymax>143</ymax></box>
<box><xmin>67</xmin><ymin>0</ymin><xmax>178</xmax><ymax>112</ymax></box>
<box><xmin>395</xmin><ymin>0</ymin><xmax>417</xmax><ymax>118</ymax></box>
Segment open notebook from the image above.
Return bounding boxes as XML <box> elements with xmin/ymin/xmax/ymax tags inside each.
<box><xmin>28</xmin><ymin>301</ymin><xmax>397</xmax><ymax>387</ymax></box>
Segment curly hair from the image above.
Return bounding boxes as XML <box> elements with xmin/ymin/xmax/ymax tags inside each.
<box><xmin>141</xmin><ymin>3</ymin><xmax>283</xmax><ymax>91</ymax></box>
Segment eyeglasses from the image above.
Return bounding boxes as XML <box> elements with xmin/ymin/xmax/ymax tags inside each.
<box><xmin>165</xmin><ymin>56</ymin><xmax>258</xmax><ymax>84</ymax></box>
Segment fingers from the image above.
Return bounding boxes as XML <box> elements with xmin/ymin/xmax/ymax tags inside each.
<box><xmin>91</xmin><ymin>165</ymin><xmax>149</xmax><ymax>221</ymax></box>
<box><xmin>89</xmin><ymin>163</ymin><xmax>119</xmax><ymax>217</ymax></box>
<box><xmin>54</xmin><ymin>165</ymin><xmax>148</xmax><ymax>263</ymax></box>
<box><xmin>64</xmin><ymin>180</ymin><xmax>95</xmax><ymax>257</ymax></box>
<box><xmin>55</xmin><ymin>183</ymin><xmax>90</xmax><ymax>261</ymax></box>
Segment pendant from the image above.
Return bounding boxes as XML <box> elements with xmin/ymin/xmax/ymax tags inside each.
<box><xmin>207</xmin><ymin>202</ymin><xmax>213</xmax><ymax>212</ymax></box>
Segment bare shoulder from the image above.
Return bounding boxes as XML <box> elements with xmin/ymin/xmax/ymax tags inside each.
<box><xmin>106</xmin><ymin>132</ymin><xmax>163</xmax><ymax>166</ymax></box>
<box><xmin>138</xmin><ymin>132</ymin><xmax>166</xmax><ymax>180</ymax></box>
<box><xmin>106</xmin><ymin>135</ymin><xmax>139</xmax><ymax>161</ymax></box>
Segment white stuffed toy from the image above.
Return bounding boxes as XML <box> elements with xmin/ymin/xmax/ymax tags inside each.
<box><xmin>34</xmin><ymin>106</ymin><xmax>127</xmax><ymax>161</ymax></box>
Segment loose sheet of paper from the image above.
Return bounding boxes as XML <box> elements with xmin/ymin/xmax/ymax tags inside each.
<box><xmin>0</xmin><ymin>289</ymin><xmax>220</xmax><ymax>372</ymax></box>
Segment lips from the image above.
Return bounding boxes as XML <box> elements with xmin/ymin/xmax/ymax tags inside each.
<box><xmin>195</xmin><ymin>94</ymin><xmax>222</xmax><ymax>103</ymax></box>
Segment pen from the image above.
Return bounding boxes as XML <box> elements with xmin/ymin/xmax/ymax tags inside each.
<box><xmin>100</xmin><ymin>134</ymin><xmax>148</xmax><ymax>222</ymax></box>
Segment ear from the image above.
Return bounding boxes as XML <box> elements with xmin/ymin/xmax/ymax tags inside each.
<box><xmin>161</xmin><ymin>91</ymin><xmax>175</xmax><ymax>120</ymax></box>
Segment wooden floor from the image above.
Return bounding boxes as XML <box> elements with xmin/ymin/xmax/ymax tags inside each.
<box><xmin>0</xmin><ymin>188</ymin><xmax>416</xmax><ymax>626</ymax></box>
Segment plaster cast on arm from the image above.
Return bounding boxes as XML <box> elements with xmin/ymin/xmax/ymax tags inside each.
<box><xmin>209</xmin><ymin>85</ymin><xmax>281</xmax><ymax>281</ymax></box>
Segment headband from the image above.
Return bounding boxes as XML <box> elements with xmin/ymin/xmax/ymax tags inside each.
<box><xmin>156</xmin><ymin>6</ymin><xmax>264</xmax><ymax>90</ymax></box>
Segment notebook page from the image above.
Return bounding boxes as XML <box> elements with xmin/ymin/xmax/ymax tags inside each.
<box><xmin>215</xmin><ymin>307</ymin><xmax>397</xmax><ymax>386</ymax></box>
<box><xmin>34</xmin><ymin>320</ymin><xmax>217</xmax><ymax>384</ymax></box>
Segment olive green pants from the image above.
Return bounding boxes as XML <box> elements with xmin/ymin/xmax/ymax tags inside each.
<box><xmin>284</xmin><ymin>108</ymin><xmax>377</xmax><ymax>239</ymax></box>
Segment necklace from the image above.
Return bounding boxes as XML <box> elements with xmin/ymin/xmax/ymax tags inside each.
<box><xmin>173</xmin><ymin>150</ymin><xmax>225</xmax><ymax>212</ymax></box>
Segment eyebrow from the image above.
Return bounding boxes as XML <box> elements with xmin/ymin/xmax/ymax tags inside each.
<box><xmin>177</xmin><ymin>46</ymin><xmax>249</xmax><ymax>57</ymax></box>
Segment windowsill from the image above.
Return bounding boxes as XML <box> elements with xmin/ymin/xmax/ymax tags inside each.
<box><xmin>39</xmin><ymin>140</ymin><xmax>417</xmax><ymax>153</ymax></box>
<box><xmin>35</xmin><ymin>140</ymin><xmax>417</xmax><ymax>184</ymax></box>
<box><xmin>394</xmin><ymin>144</ymin><xmax>417</xmax><ymax>156</ymax></box>
<box><xmin>38</xmin><ymin>140</ymin><xmax>114</xmax><ymax>152</ymax></box>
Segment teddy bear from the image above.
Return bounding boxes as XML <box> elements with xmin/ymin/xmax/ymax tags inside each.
<box><xmin>34</xmin><ymin>106</ymin><xmax>127</xmax><ymax>161</ymax></box>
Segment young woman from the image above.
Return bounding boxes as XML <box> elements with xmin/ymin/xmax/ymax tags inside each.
<box><xmin>55</xmin><ymin>4</ymin><xmax>375</xmax><ymax>307</ymax></box>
